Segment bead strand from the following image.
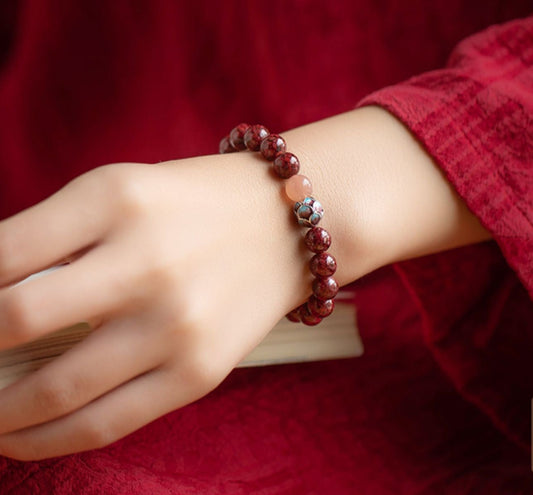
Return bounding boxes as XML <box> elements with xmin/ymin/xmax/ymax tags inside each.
<box><xmin>220</xmin><ymin>123</ymin><xmax>338</xmax><ymax>326</ymax></box>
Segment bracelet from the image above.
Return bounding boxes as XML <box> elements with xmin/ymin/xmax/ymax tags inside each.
<box><xmin>219</xmin><ymin>123</ymin><xmax>339</xmax><ymax>326</ymax></box>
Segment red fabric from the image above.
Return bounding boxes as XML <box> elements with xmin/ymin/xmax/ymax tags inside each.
<box><xmin>358</xmin><ymin>17</ymin><xmax>533</xmax><ymax>450</ymax></box>
<box><xmin>1</xmin><ymin>1</ymin><xmax>533</xmax><ymax>493</ymax></box>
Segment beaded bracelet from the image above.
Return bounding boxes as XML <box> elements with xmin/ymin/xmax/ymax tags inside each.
<box><xmin>219</xmin><ymin>123</ymin><xmax>339</xmax><ymax>326</ymax></box>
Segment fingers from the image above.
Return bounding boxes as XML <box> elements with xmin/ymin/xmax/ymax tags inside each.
<box><xmin>0</xmin><ymin>245</ymin><xmax>126</xmax><ymax>349</ymax></box>
<box><xmin>0</xmin><ymin>176</ymin><xmax>108</xmax><ymax>287</ymax></box>
<box><xmin>0</xmin><ymin>316</ymin><xmax>164</xmax><ymax>435</ymax></box>
<box><xmin>0</xmin><ymin>367</ymin><xmax>181</xmax><ymax>460</ymax></box>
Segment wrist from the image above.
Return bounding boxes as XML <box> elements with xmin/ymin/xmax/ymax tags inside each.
<box><xmin>280</xmin><ymin>108</ymin><xmax>390</xmax><ymax>288</ymax></box>
<box><xmin>282</xmin><ymin>106</ymin><xmax>491</xmax><ymax>284</ymax></box>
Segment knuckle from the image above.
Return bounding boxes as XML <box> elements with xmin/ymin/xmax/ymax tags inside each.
<box><xmin>75</xmin><ymin>163</ymin><xmax>150</xmax><ymax>218</ymax></box>
<box><xmin>106</xmin><ymin>167</ymin><xmax>150</xmax><ymax>216</ymax></box>
<box><xmin>182</xmin><ymin>348</ymin><xmax>226</xmax><ymax>393</ymax></box>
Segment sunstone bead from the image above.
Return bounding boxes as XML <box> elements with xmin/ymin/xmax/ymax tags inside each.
<box><xmin>312</xmin><ymin>276</ymin><xmax>339</xmax><ymax>300</ymax></box>
<box><xmin>285</xmin><ymin>174</ymin><xmax>312</xmax><ymax>202</ymax></box>
<box><xmin>300</xmin><ymin>304</ymin><xmax>322</xmax><ymax>326</ymax></box>
<box><xmin>260</xmin><ymin>134</ymin><xmax>286</xmax><ymax>161</ymax></box>
<box><xmin>244</xmin><ymin>125</ymin><xmax>270</xmax><ymax>151</ymax></box>
<box><xmin>229</xmin><ymin>123</ymin><xmax>250</xmax><ymax>150</ymax></box>
<box><xmin>273</xmin><ymin>152</ymin><xmax>300</xmax><ymax>179</ymax></box>
<box><xmin>219</xmin><ymin>136</ymin><xmax>235</xmax><ymax>154</ymax></box>
<box><xmin>307</xmin><ymin>296</ymin><xmax>335</xmax><ymax>317</ymax></box>
<box><xmin>309</xmin><ymin>252</ymin><xmax>337</xmax><ymax>277</ymax></box>
<box><xmin>305</xmin><ymin>227</ymin><xmax>331</xmax><ymax>253</ymax></box>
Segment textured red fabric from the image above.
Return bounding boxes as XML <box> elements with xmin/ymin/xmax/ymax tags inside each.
<box><xmin>1</xmin><ymin>1</ymin><xmax>533</xmax><ymax>493</ymax></box>
<box><xmin>358</xmin><ymin>16</ymin><xmax>533</xmax><ymax>450</ymax></box>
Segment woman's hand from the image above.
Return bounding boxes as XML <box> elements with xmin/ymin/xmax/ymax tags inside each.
<box><xmin>0</xmin><ymin>106</ymin><xmax>491</xmax><ymax>461</ymax></box>
<box><xmin>0</xmin><ymin>154</ymin><xmax>324</xmax><ymax>460</ymax></box>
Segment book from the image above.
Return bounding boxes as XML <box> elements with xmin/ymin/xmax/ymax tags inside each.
<box><xmin>0</xmin><ymin>271</ymin><xmax>363</xmax><ymax>390</ymax></box>
<box><xmin>237</xmin><ymin>301</ymin><xmax>362</xmax><ymax>367</ymax></box>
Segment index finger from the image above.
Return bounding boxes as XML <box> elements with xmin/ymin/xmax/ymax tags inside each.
<box><xmin>0</xmin><ymin>174</ymin><xmax>108</xmax><ymax>287</ymax></box>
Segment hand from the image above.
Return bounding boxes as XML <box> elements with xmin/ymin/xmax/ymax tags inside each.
<box><xmin>0</xmin><ymin>155</ymin><xmax>318</xmax><ymax>460</ymax></box>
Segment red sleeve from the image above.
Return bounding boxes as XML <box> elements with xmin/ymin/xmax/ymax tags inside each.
<box><xmin>357</xmin><ymin>16</ymin><xmax>533</xmax><ymax>449</ymax></box>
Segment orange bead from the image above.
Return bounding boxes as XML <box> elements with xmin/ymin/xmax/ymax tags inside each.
<box><xmin>285</xmin><ymin>174</ymin><xmax>312</xmax><ymax>201</ymax></box>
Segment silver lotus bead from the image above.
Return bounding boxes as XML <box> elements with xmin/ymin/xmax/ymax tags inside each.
<box><xmin>293</xmin><ymin>196</ymin><xmax>324</xmax><ymax>227</ymax></box>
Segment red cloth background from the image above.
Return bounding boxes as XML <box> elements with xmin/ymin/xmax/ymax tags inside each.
<box><xmin>0</xmin><ymin>1</ymin><xmax>532</xmax><ymax>493</ymax></box>
<box><xmin>359</xmin><ymin>16</ymin><xmax>533</xmax><ymax>450</ymax></box>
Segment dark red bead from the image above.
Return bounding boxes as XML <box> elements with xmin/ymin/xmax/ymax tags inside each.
<box><xmin>307</xmin><ymin>296</ymin><xmax>335</xmax><ymax>317</ymax></box>
<box><xmin>244</xmin><ymin>125</ymin><xmax>270</xmax><ymax>151</ymax></box>
<box><xmin>260</xmin><ymin>134</ymin><xmax>286</xmax><ymax>161</ymax></box>
<box><xmin>286</xmin><ymin>307</ymin><xmax>301</xmax><ymax>323</ymax></box>
<box><xmin>309</xmin><ymin>252</ymin><xmax>337</xmax><ymax>277</ymax></box>
<box><xmin>312</xmin><ymin>276</ymin><xmax>339</xmax><ymax>300</ymax></box>
<box><xmin>219</xmin><ymin>136</ymin><xmax>236</xmax><ymax>154</ymax></box>
<box><xmin>229</xmin><ymin>123</ymin><xmax>250</xmax><ymax>150</ymax></box>
<box><xmin>300</xmin><ymin>304</ymin><xmax>322</xmax><ymax>326</ymax></box>
<box><xmin>273</xmin><ymin>152</ymin><xmax>300</xmax><ymax>179</ymax></box>
<box><xmin>304</xmin><ymin>227</ymin><xmax>331</xmax><ymax>253</ymax></box>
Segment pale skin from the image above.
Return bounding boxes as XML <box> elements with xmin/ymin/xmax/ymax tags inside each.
<box><xmin>0</xmin><ymin>106</ymin><xmax>491</xmax><ymax>460</ymax></box>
